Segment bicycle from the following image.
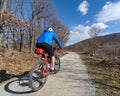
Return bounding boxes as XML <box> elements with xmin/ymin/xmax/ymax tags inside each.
<box><xmin>29</xmin><ymin>47</ymin><xmax>60</xmax><ymax>91</ymax></box>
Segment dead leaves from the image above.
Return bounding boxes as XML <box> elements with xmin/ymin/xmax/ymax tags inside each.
<box><xmin>0</xmin><ymin>50</ymin><xmax>39</xmax><ymax>75</ymax></box>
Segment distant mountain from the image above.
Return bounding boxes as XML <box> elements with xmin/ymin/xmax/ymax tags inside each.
<box><xmin>65</xmin><ymin>33</ymin><xmax>120</xmax><ymax>52</ymax></box>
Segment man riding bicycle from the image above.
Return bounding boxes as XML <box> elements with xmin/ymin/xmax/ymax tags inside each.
<box><xmin>36</xmin><ymin>27</ymin><xmax>62</xmax><ymax>73</ymax></box>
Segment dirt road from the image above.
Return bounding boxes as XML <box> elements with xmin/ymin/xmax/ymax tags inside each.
<box><xmin>0</xmin><ymin>52</ymin><xmax>98</xmax><ymax>96</ymax></box>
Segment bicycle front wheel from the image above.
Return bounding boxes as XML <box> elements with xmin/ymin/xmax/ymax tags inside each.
<box><xmin>29</xmin><ymin>61</ymin><xmax>48</xmax><ymax>91</ymax></box>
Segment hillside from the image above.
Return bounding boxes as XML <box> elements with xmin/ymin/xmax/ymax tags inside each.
<box><xmin>72</xmin><ymin>33</ymin><xmax>120</xmax><ymax>96</ymax></box>
<box><xmin>65</xmin><ymin>33</ymin><xmax>120</xmax><ymax>52</ymax></box>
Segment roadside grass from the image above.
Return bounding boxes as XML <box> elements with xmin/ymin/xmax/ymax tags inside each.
<box><xmin>0</xmin><ymin>49</ymin><xmax>66</xmax><ymax>83</ymax></box>
<box><xmin>80</xmin><ymin>54</ymin><xmax>120</xmax><ymax>96</ymax></box>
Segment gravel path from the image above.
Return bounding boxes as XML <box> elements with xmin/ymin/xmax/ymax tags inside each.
<box><xmin>0</xmin><ymin>52</ymin><xmax>98</xmax><ymax>96</ymax></box>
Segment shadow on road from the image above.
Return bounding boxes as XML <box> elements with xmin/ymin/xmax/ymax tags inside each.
<box><xmin>0</xmin><ymin>70</ymin><xmax>15</xmax><ymax>83</ymax></box>
<box><xmin>4</xmin><ymin>74</ymin><xmax>34</xmax><ymax>94</ymax></box>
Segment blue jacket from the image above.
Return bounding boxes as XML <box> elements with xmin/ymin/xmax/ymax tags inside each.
<box><xmin>36</xmin><ymin>29</ymin><xmax>62</xmax><ymax>48</ymax></box>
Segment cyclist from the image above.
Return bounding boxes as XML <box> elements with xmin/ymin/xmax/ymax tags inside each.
<box><xmin>36</xmin><ymin>27</ymin><xmax>62</xmax><ymax>73</ymax></box>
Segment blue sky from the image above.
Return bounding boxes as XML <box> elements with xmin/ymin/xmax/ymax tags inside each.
<box><xmin>54</xmin><ymin>0</ymin><xmax>120</xmax><ymax>45</ymax></box>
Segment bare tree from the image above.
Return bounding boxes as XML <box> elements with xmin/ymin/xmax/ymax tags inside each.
<box><xmin>0</xmin><ymin>0</ymin><xmax>70</xmax><ymax>52</ymax></box>
<box><xmin>50</xmin><ymin>17</ymin><xmax>70</xmax><ymax>46</ymax></box>
<box><xmin>18</xmin><ymin>0</ymin><xmax>24</xmax><ymax>51</ymax></box>
<box><xmin>88</xmin><ymin>26</ymin><xmax>101</xmax><ymax>55</ymax></box>
<box><xmin>26</xmin><ymin>0</ymin><xmax>55</xmax><ymax>52</ymax></box>
<box><xmin>0</xmin><ymin>0</ymin><xmax>7</xmax><ymax>46</ymax></box>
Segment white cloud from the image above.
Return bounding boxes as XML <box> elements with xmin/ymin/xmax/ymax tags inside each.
<box><xmin>102</xmin><ymin>1</ymin><xmax>112</xmax><ymax>10</ymax></box>
<box><xmin>77</xmin><ymin>0</ymin><xmax>89</xmax><ymax>15</ymax></box>
<box><xmin>66</xmin><ymin>25</ymin><xmax>90</xmax><ymax>45</ymax></box>
<box><xmin>66</xmin><ymin>23</ymin><xmax>108</xmax><ymax>45</ymax></box>
<box><xmin>92</xmin><ymin>22</ymin><xmax>108</xmax><ymax>29</ymax></box>
<box><xmin>89</xmin><ymin>23</ymin><xmax>108</xmax><ymax>37</ymax></box>
<box><xmin>96</xmin><ymin>1</ymin><xmax>120</xmax><ymax>22</ymax></box>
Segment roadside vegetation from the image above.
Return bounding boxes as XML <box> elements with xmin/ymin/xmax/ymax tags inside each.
<box><xmin>80</xmin><ymin>54</ymin><xmax>120</xmax><ymax>96</ymax></box>
<box><xmin>65</xmin><ymin>25</ymin><xmax>120</xmax><ymax>96</ymax></box>
<box><xmin>0</xmin><ymin>0</ymin><xmax>69</xmax><ymax>83</ymax></box>
<box><xmin>0</xmin><ymin>49</ymin><xmax>66</xmax><ymax>83</ymax></box>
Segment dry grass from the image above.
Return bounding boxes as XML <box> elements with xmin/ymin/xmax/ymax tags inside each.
<box><xmin>80</xmin><ymin>54</ymin><xmax>120</xmax><ymax>96</ymax></box>
<box><xmin>0</xmin><ymin>50</ymin><xmax>40</xmax><ymax>82</ymax></box>
<box><xmin>0</xmin><ymin>50</ymin><xmax>40</xmax><ymax>75</ymax></box>
<box><xmin>0</xmin><ymin>49</ymin><xmax>66</xmax><ymax>83</ymax></box>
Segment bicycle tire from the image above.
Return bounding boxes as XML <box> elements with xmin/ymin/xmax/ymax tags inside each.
<box><xmin>29</xmin><ymin>61</ymin><xmax>48</xmax><ymax>91</ymax></box>
<box><xmin>54</xmin><ymin>56</ymin><xmax>60</xmax><ymax>73</ymax></box>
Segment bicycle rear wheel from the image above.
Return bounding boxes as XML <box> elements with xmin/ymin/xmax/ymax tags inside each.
<box><xmin>54</xmin><ymin>56</ymin><xmax>60</xmax><ymax>74</ymax></box>
<box><xmin>29</xmin><ymin>61</ymin><xmax>48</xmax><ymax>91</ymax></box>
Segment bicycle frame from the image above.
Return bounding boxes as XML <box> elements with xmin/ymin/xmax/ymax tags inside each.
<box><xmin>29</xmin><ymin>47</ymin><xmax>60</xmax><ymax>91</ymax></box>
<box><xmin>34</xmin><ymin>48</ymin><xmax>50</xmax><ymax>76</ymax></box>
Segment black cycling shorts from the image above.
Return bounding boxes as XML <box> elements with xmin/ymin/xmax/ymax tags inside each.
<box><xmin>36</xmin><ymin>42</ymin><xmax>54</xmax><ymax>57</ymax></box>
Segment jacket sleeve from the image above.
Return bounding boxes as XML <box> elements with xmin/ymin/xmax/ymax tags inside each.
<box><xmin>53</xmin><ymin>33</ymin><xmax>62</xmax><ymax>48</ymax></box>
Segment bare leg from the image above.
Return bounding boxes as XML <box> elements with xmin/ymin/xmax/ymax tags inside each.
<box><xmin>51</xmin><ymin>56</ymin><xmax>55</xmax><ymax>70</ymax></box>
